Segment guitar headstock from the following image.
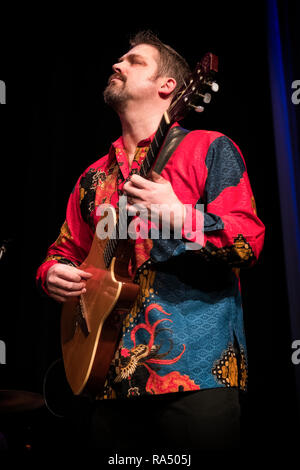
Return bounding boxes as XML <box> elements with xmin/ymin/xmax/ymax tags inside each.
<box><xmin>168</xmin><ymin>52</ymin><xmax>219</xmax><ymax>122</ymax></box>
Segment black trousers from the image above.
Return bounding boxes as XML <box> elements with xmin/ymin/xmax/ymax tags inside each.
<box><xmin>77</xmin><ymin>387</ymin><xmax>241</xmax><ymax>452</ymax></box>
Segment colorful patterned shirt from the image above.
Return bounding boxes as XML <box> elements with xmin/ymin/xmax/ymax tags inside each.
<box><xmin>36</xmin><ymin>126</ymin><xmax>265</xmax><ymax>399</ymax></box>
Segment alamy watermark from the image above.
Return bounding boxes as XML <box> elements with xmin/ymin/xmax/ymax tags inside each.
<box><xmin>0</xmin><ymin>79</ymin><xmax>6</xmax><ymax>352</ymax></box>
<box><xmin>0</xmin><ymin>340</ymin><xmax>6</xmax><ymax>364</ymax></box>
<box><xmin>0</xmin><ymin>80</ymin><xmax>6</xmax><ymax>354</ymax></box>
<box><xmin>0</xmin><ymin>81</ymin><xmax>6</xmax><ymax>355</ymax></box>
<box><xmin>291</xmin><ymin>80</ymin><xmax>300</xmax><ymax>105</ymax></box>
<box><xmin>291</xmin><ymin>340</ymin><xmax>300</xmax><ymax>365</ymax></box>
<box><xmin>0</xmin><ymin>80</ymin><xmax>6</xmax><ymax>104</ymax></box>
<box><xmin>96</xmin><ymin>196</ymin><xmax>204</xmax><ymax>250</ymax></box>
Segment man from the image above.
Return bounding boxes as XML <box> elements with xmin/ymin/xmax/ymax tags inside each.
<box><xmin>37</xmin><ymin>31</ymin><xmax>265</xmax><ymax>451</ymax></box>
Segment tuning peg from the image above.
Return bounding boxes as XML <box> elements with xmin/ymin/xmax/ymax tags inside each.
<box><xmin>189</xmin><ymin>104</ymin><xmax>205</xmax><ymax>113</ymax></box>
<box><xmin>197</xmin><ymin>92</ymin><xmax>211</xmax><ymax>104</ymax></box>
<box><xmin>208</xmin><ymin>81</ymin><xmax>219</xmax><ymax>92</ymax></box>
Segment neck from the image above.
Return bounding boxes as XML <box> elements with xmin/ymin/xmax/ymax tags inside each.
<box><xmin>118</xmin><ymin>101</ymin><xmax>170</xmax><ymax>163</ymax></box>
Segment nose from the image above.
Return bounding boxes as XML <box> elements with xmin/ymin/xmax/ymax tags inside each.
<box><xmin>112</xmin><ymin>61</ymin><xmax>122</xmax><ymax>74</ymax></box>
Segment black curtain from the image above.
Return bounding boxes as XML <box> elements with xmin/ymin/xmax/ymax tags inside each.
<box><xmin>267</xmin><ymin>0</ymin><xmax>300</xmax><ymax>411</ymax></box>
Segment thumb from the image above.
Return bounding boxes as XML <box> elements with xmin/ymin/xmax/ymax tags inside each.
<box><xmin>149</xmin><ymin>170</ymin><xmax>168</xmax><ymax>184</ymax></box>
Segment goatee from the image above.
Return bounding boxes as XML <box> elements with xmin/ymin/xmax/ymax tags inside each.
<box><xmin>103</xmin><ymin>74</ymin><xmax>129</xmax><ymax>112</ymax></box>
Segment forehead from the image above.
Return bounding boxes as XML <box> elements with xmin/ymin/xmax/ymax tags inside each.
<box><xmin>122</xmin><ymin>44</ymin><xmax>159</xmax><ymax>64</ymax></box>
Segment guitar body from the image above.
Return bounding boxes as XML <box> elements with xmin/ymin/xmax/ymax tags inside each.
<box><xmin>61</xmin><ymin>232</ymin><xmax>139</xmax><ymax>395</ymax></box>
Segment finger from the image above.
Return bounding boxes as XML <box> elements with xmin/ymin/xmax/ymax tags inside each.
<box><xmin>126</xmin><ymin>200</ymin><xmax>147</xmax><ymax>210</ymax></box>
<box><xmin>50</xmin><ymin>285</ymin><xmax>86</xmax><ymax>298</ymax></box>
<box><xmin>52</xmin><ymin>278</ymin><xmax>86</xmax><ymax>291</ymax></box>
<box><xmin>126</xmin><ymin>202</ymin><xmax>140</xmax><ymax>214</ymax></box>
<box><xmin>149</xmin><ymin>170</ymin><xmax>168</xmax><ymax>184</ymax></box>
<box><xmin>126</xmin><ymin>195</ymin><xmax>141</xmax><ymax>205</ymax></box>
<box><xmin>58</xmin><ymin>268</ymin><xmax>92</xmax><ymax>282</ymax></box>
<box><xmin>129</xmin><ymin>174</ymin><xmax>151</xmax><ymax>188</ymax></box>
<box><xmin>77</xmin><ymin>270</ymin><xmax>93</xmax><ymax>279</ymax></box>
<box><xmin>127</xmin><ymin>203</ymin><xmax>149</xmax><ymax>218</ymax></box>
<box><xmin>124</xmin><ymin>184</ymin><xmax>144</xmax><ymax>200</ymax></box>
<box><xmin>55</xmin><ymin>268</ymin><xmax>82</xmax><ymax>282</ymax></box>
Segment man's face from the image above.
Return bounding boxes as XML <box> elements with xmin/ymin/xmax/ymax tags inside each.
<box><xmin>103</xmin><ymin>44</ymin><xmax>161</xmax><ymax>111</ymax></box>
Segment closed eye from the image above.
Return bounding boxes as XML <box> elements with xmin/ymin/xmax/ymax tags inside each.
<box><xmin>117</xmin><ymin>53</ymin><xmax>147</xmax><ymax>66</ymax></box>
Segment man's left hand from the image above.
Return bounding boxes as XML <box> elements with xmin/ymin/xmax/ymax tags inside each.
<box><xmin>123</xmin><ymin>172</ymin><xmax>186</xmax><ymax>230</ymax></box>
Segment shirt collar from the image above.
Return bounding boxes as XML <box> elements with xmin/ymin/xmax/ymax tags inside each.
<box><xmin>108</xmin><ymin>122</ymin><xmax>180</xmax><ymax>177</ymax></box>
<box><xmin>111</xmin><ymin>131</ymin><xmax>155</xmax><ymax>151</ymax></box>
<box><xmin>111</xmin><ymin>122</ymin><xmax>179</xmax><ymax>152</ymax></box>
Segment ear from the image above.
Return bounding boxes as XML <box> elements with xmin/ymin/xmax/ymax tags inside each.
<box><xmin>158</xmin><ymin>77</ymin><xmax>177</xmax><ymax>99</ymax></box>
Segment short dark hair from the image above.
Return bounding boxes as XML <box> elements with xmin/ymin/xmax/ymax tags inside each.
<box><xmin>129</xmin><ymin>30</ymin><xmax>191</xmax><ymax>97</ymax></box>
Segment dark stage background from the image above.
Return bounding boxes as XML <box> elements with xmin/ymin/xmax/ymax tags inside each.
<box><xmin>0</xmin><ymin>1</ymin><xmax>299</xmax><ymax>455</ymax></box>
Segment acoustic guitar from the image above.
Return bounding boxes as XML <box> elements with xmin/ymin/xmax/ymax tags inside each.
<box><xmin>61</xmin><ymin>52</ymin><xmax>219</xmax><ymax>395</ymax></box>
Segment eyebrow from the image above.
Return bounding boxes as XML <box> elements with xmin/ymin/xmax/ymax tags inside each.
<box><xmin>118</xmin><ymin>53</ymin><xmax>147</xmax><ymax>64</ymax></box>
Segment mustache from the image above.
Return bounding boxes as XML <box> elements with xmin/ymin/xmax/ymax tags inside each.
<box><xmin>108</xmin><ymin>73</ymin><xmax>126</xmax><ymax>84</ymax></box>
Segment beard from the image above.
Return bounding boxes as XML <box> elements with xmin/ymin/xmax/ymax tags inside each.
<box><xmin>103</xmin><ymin>73</ymin><xmax>132</xmax><ymax>112</ymax></box>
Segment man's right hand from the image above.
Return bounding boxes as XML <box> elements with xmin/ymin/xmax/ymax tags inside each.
<box><xmin>46</xmin><ymin>264</ymin><xmax>93</xmax><ymax>303</ymax></box>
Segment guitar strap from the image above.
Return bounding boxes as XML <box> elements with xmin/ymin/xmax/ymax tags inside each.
<box><xmin>153</xmin><ymin>126</ymin><xmax>190</xmax><ymax>175</ymax></box>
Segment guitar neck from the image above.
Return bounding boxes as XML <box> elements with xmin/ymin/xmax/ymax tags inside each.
<box><xmin>138</xmin><ymin>111</ymin><xmax>171</xmax><ymax>178</ymax></box>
